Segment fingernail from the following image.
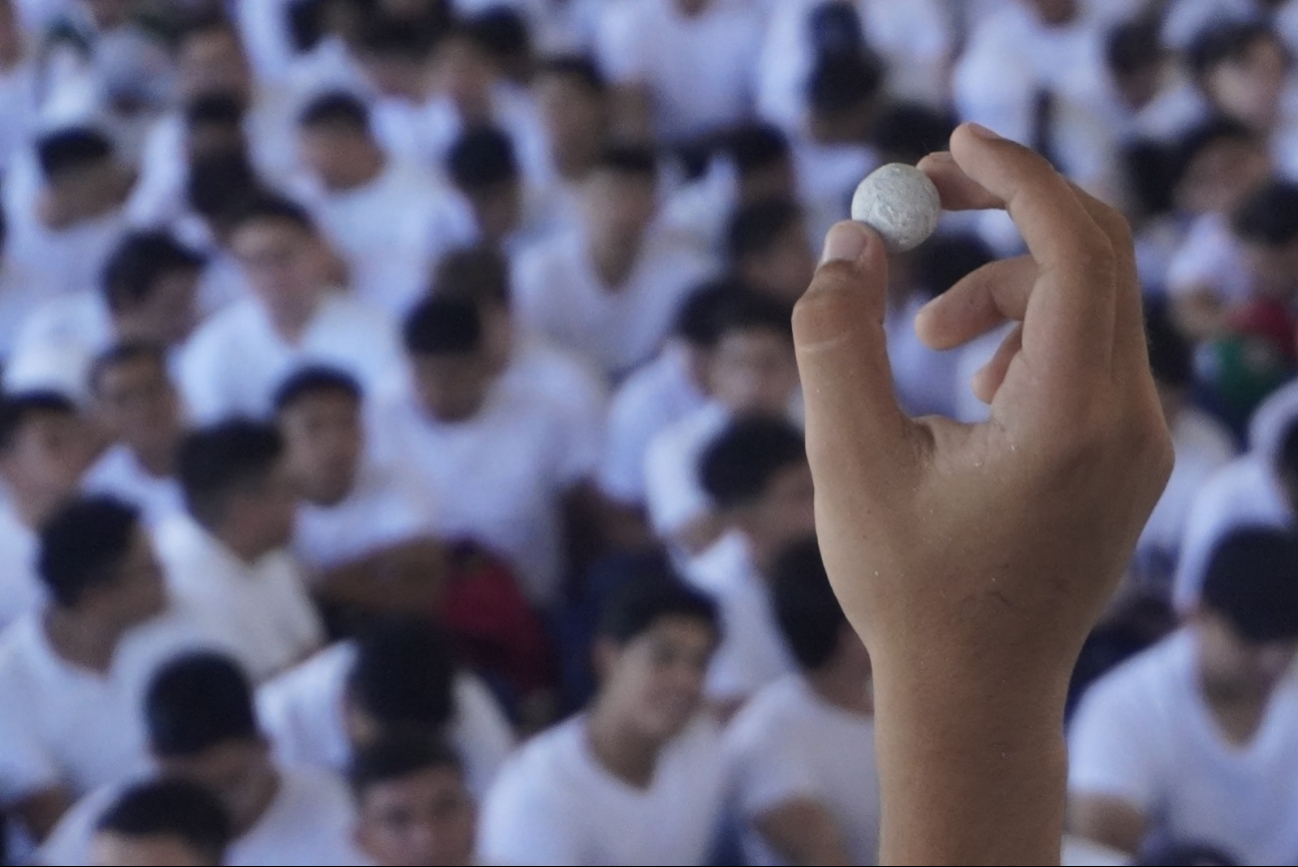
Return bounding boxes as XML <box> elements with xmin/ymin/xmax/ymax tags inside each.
<box><xmin>821</xmin><ymin>221</ymin><xmax>870</xmax><ymax>265</ymax></box>
<box><xmin>966</xmin><ymin>122</ymin><xmax>1003</xmax><ymax>140</ymax></box>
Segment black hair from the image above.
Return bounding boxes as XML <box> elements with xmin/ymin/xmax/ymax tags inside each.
<box><xmin>96</xmin><ymin>778</ymin><xmax>232</xmax><ymax>865</ymax></box>
<box><xmin>349</xmin><ymin>734</ymin><xmax>464</xmax><ymax>799</ymax></box>
<box><xmin>1137</xmin><ymin>840</ymin><xmax>1238</xmax><ymax>866</ymax></box>
<box><xmin>403</xmin><ymin>296</ymin><xmax>485</xmax><ymax>357</ymax></box>
<box><xmin>447</xmin><ymin>127</ymin><xmax>519</xmax><ymax>191</ymax></box>
<box><xmin>145</xmin><ymin>652</ymin><xmax>258</xmax><ymax>758</ymax></box>
<box><xmin>1231</xmin><ymin>179</ymin><xmax>1298</xmax><ymax>246</ymax></box>
<box><xmin>0</xmin><ymin>391</ymin><xmax>78</xmax><ymax>454</ymax></box>
<box><xmin>593</xmin><ymin>143</ymin><xmax>657</xmax><ymax>179</ymax></box>
<box><xmin>869</xmin><ymin>102</ymin><xmax>957</xmax><ymax>165</ymax></box>
<box><xmin>535</xmin><ymin>54</ymin><xmax>607</xmax><ymax>93</ymax></box>
<box><xmin>597</xmin><ymin>561</ymin><xmax>718</xmax><ymax>644</ymax></box>
<box><xmin>673</xmin><ymin>278</ymin><xmax>747</xmax><ymax>347</ymax></box>
<box><xmin>184</xmin><ymin>93</ymin><xmax>246</xmax><ymax>131</ymax></box>
<box><xmin>464</xmin><ymin>7</ymin><xmax>531</xmax><ymax>62</ymax></box>
<box><xmin>37</xmin><ymin>127</ymin><xmax>113</xmax><ymax>181</ymax></box>
<box><xmin>356</xmin><ymin>11</ymin><xmax>441</xmax><ymax>60</ymax></box>
<box><xmin>727</xmin><ymin>197</ymin><xmax>803</xmax><ymax>262</ymax></box>
<box><xmin>772</xmin><ymin>536</ymin><xmax>847</xmax><ymax>670</ymax></box>
<box><xmin>1169</xmin><ymin>117</ymin><xmax>1261</xmax><ymax>194</ymax></box>
<box><xmin>1106</xmin><ymin>16</ymin><xmax>1164</xmax><ymax>79</ymax></box>
<box><xmin>186</xmin><ymin>149</ymin><xmax>266</xmax><ymax>223</ymax></box>
<box><xmin>1280</xmin><ymin>420</ymin><xmax>1298</xmax><ymax>478</ymax></box>
<box><xmin>808</xmin><ymin>1</ymin><xmax>868</xmax><ymax>59</ymax></box>
<box><xmin>808</xmin><ymin>52</ymin><xmax>885</xmax><ymax>118</ymax></box>
<box><xmin>0</xmin><ymin>200</ymin><xmax>7</xmax><ymax>253</ymax></box>
<box><xmin>912</xmin><ymin>232</ymin><xmax>995</xmax><ymax>300</ymax></box>
<box><xmin>713</xmin><ymin>288</ymin><xmax>795</xmax><ymax>345</ymax></box>
<box><xmin>222</xmin><ymin>192</ymin><xmax>317</xmax><ymax>236</ymax></box>
<box><xmin>37</xmin><ymin>496</ymin><xmax>141</xmax><ymax>609</ymax></box>
<box><xmin>432</xmin><ymin>246</ymin><xmax>511</xmax><ymax>307</ymax></box>
<box><xmin>1122</xmin><ymin>139</ymin><xmax>1179</xmax><ymax>219</ymax></box>
<box><xmin>727</xmin><ymin>124</ymin><xmax>791</xmax><ymax>178</ymax></box>
<box><xmin>700</xmin><ymin>415</ymin><xmax>806</xmax><ymax>510</ymax></box>
<box><xmin>347</xmin><ymin>619</ymin><xmax>457</xmax><ymax>731</ymax></box>
<box><xmin>1145</xmin><ymin>305</ymin><xmax>1193</xmax><ymax>390</ymax></box>
<box><xmin>1201</xmin><ymin>527</ymin><xmax>1298</xmax><ymax>642</ymax></box>
<box><xmin>89</xmin><ymin>340</ymin><xmax>170</xmax><ymax>397</ymax></box>
<box><xmin>101</xmin><ymin>231</ymin><xmax>205</xmax><ymax>315</ymax></box>
<box><xmin>176</xmin><ymin>420</ymin><xmax>285</xmax><ymax>526</ymax></box>
<box><xmin>272</xmin><ymin>365</ymin><xmax>362</xmax><ymax>415</ymax></box>
<box><xmin>1187</xmin><ymin>20</ymin><xmax>1287</xmax><ymax>84</ymax></box>
<box><xmin>298</xmin><ymin>90</ymin><xmax>371</xmax><ymax>132</ymax></box>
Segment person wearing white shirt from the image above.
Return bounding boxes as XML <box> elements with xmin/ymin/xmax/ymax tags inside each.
<box><xmin>156</xmin><ymin>420</ymin><xmax>324</xmax><ymax>682</ymax></box>
<box><xmin>513</xmin><ymin>145</ymin><xmax>718</xmax><ymax>380</ymax></box>
<box><xmin>726</xmin><ymin>537</ymin><xmax>879</xmax><ymax>866</ymax></box>
<box><xmin>40</xmin><ymin>651</ymin><xmax>367</xmax><ymax>866</ymax></box>
<box><xmin>531</xmin><ymin>56</ymin><xmax>611</xmax><ymax>203</ymax></box>
<box><xmin>176</xmin><ymin>194</ymin><xmax>404</xmax><ymax>423</ymax></box>
<box><xmin>728</xmin><ymin>199</ymin><xmax>817</xmax><ymax>312</ymax></box>
<box><xmin>0</xmin><ymin>391</ymin><xmax>94</xmax><ymax>629</ymax></box>
<box><xmin>0</xmin><ymin>198</ymin><xmax>56</xmax><ymax>363</ymax></box>
<box><xmin>350</xmin><ymin>735</ymin><xmax>479</xmax><ymax>867</ymax></box>
<box><xmin>479</xmin><ymin>571</ymin><xmax>726</xmax><ymax>865</ymax></box>
<box><xmin>88</xmin><ymin>777</ymin><xmax>233</xmax><ymax>867</ymax></box>
<box><xmin>1069</xmin><ymin>528</ymin><xmax>1298</xmax><ymax>863</ymax></box>
<box><xmin>257</xmin><ymin>621</ymin><xmax>514</xmax><ymax>800</ymax></box>
<box><xmin>294</xmin><ymin>91</ymin><xmax>477</xmax><ymax>318</ymax></box>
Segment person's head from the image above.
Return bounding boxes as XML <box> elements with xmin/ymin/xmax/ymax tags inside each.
<box><xmin>36</xmin><ymin>127</ymin><xmax>122</xmax><ymax>220</ymax></box>
<box><xmin>908</xmin><ymin>232</ymin><xmax>995</xmax><ymax>301</ymax></box>
<box><xmin>273</xmin><ymin>366</ymin><xmax>364</xmax><ymax>507</ymax></box>
<box><xmin>0</xmin><ymin>392</ymin><xmax>92</xmax><ymax>522</ymax></box>
<box><xmin>1188</xmin><ymin>22</ymin><xmax>1290</xmax><ymax>130</ymax></box>
<box><xmin>351</xmin><ymin>736</ymin><xmax>475</xmax><ymax>867</ymax></box>
<box><xmin>431</xmin><ymin>246</ymin><xmax>512</xmax><ymax>366</ymax></box>
<box><xmin>298</xmin><ymin>90</ymin><xmax>384</xmax><ymax>190</ymax></box>
<box><xmin>1193</xmin><ymin>527</ymin><xmax>1298</xmax><ymax>692</ymax></box>
<box><xmin>186</xmin><ymin>149</ymin><xmax>267</xmax><ymax>240</ymax></box>
<box><xmin>101</xmin><ymin>232</ymin><xmax>205</xmax><ymax>346</ymax></box>
<box><xmin>446</xmin><ymin>128</ymin><xmax>522</xmax><ymax>244</ymax></box>
<box><xmin>593</xmin><ymin>565</ymin><xmax>719</xmax><ymax>743</ymax></box>
<box><xmin>184</xmin><ymin>93</ymin><xmax>247</xmax><ymax>164</ymax></box>
<box><xmin>430</xmin><ymin>21</ymin><xmax>498</xmax><ymax>118</ymax></box>
<box><xmin>467</xmin><ymin>6</ymin><xmax>531</xmax><ymax>82</ymax></box>
<box><xmin>727</xmin><ymin>198</ymin><xmax>814</xmax><ymax>307</ymax></box>
<box><xmin>705</xmin><ymin>290</ymin><xmax>799</xmax><ymax>415</ymax></box>
<box><xmin>1231</xmin><ymin>179</ymin><xmax>1298</xmax><ymax>300</ymax></box>
<box><xmin>771</xmin><ymin>536</ymin><xmax>870</xmax><ymax>677</ymax></box>
<box><xmin>1145</xmin><ymin>306</ymin><xmax>1194</xmax><ymax>421</ymax></box>
<box><xmin>403</xmin><ymin>296</ymin><xmax>495</xmax><ymax>422</ymax></box>
<box><xmin>582</xmin><ymin>145</ymin><xmax>659</xmax><ymax>244</ymax></box>
<box><xmin>176</xmin><ymin>421</ymin><xmax>296</xmax><ymax>557</ymax></box>
<box><xmin>869</xmin><ymin>102</ymin><xmax>957</xmax><ymax>167</ymax></box>
<box><xmin>91</xmin><ymin>778</ymin><xmax>232</xmax><ymax>867</ymax></box>
<box><xmin>1106</xmin><ymin>17</ymin><xmax>1167</xmax><ymax>111</ymax></box>
<box><xmin>807</xmin><ymin>52</ymin><xmax>885</xmax><ymax>144</ymax></box>
<box><xmin>224</xmin><ymin>195</ymin><xmax>333</xmax><ymax>325</ymax></box>
<box><xmin>1022</xmin><ymin>0</ymin><xmax>1079</xmax><ymax>27</ymax></box>
<box><xmin>145</xmin><ymin>653</ymin><xmax>276</xmax><ymax>833</ymax></box>
<box><xmin>174</xmin><ymin>14</ymin><xmax>251</xmax><ymax>102</ymax></box>
<box><xmin>355</xmin><ymin>13</ymin><xmax>438</xmax><ymax>99</ymax></box>
<box><xmin>533</xmin><ymin>55</ymin><xmax>609</xmax><ymax>180</ymax></box>
<box><xmin>1171</xmin><ymin>118</ymin><xmax>1271</xmax><ymax>215</ymax></box>
<box><xmin>700</xmin><ymin>416</ymin><xmax>813</xmax><ymax>562</ymax></box>
<box><xmin>89</xmin><ymin>342</ymin><xmax>184</xmax><ymax>459</ymax></box>
<box><xmin>671</xmin><ymin>278</ymin><xmax>743</xmax><ymax>386</ymax></box>
<box><xmin>727</xmin><ymin>124</ymin><xmax>795</xmax><ymax>205</ymax></box>
<box><xmin>344</xmin><ymin>619</ymin><xmax>457</xmax><ymax>748</ymax></box>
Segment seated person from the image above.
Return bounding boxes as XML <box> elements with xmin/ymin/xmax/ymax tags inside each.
<box><xmin>273</xmin><ymin>366</ymin><xmax>444</xmax><ymax>619</ymax></box>
<box><xmin>1069</xmin><ymin>527</ymin><xmax>1298</xmax><ymax>863</ymax></box>
<box><xmin>1219</xmin><ymin>179</ymin><xmax>1298</xmax><ymax>361</ymax></box>
<box><xmin>531</xmin><ymin>55</ymin><xmax>612</xmax><ymax>196</ymax></box>
<box><xmin>479</xmin><ymin>570</ymin><xmax>726</xmax><ymax>865</ymax></box>
<box><xmin>447</xmin><ymin>127</ymin><xmax>560</xmax><ymax>254</ymax></box>
<box><xmin>257</xmin><ymin>618</ymin><xmax>514</xmax><ymax>799</ymax></box>
<box><xmin>89</xmin><ymin>778</ymin><xmax>232</xmax><ymax>867</ymax></box>
<box><xmin>41</xmin><ymin>651</ymin><xmax>365</xmax><ymax>865</ymax></box>
<box><xmin>350</xmin><ymin>735</ymin><xmax>479</xmax><ymax>867</ymax></box>
<box><xmin>727</xmin><ymin>198</ymin><xmax>816</xmax><ymax>311</ymax></box>
<box><xmin>725</xmin><ymin>537</ymin><xmax>879</xmax><ymax>866</ymax></box>
<box><xmin>83</xmin><ymin>343</ymin><xmax>188</xmax><ymax>527</ymax></box>
<box><xmin>154</xmin><ymin>421</ymin><xmax>324</xmax><ymax>682</ymax></box>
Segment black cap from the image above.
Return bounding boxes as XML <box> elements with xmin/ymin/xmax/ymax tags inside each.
<box><xmin>1201</xmin><ymin>527</ymin><xmax>1298</xmax><ymax>642</ymax></box>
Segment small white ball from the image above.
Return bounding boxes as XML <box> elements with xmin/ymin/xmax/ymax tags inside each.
<box><xmin>850</xmin><ymin>163</ymin><xmax>941</xmax><ymax>253</ymax></box>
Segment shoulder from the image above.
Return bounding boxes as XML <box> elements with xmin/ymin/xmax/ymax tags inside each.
<box><xmin>1073</xmin><ymin>632</ymin><xmax>1194</xmax><ymax>727</ymax></box>
<box><xmin>490</xmin><ymin>718</ymin><xmax>584</xmax><ymax>796</ymax></box>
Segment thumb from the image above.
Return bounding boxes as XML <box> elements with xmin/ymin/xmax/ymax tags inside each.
<box><xmin>793</xmin><ymin>222</ymin><xmax>914</xmax><ymax>488</ymax></box>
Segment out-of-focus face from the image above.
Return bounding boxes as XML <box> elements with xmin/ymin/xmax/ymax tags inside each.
<box><xmin>95</xmin><ymin>356</ymin><xmax>183</xmax><ymax>456</ymax></box>
<box><xmin>229</xmin><ymin>219</ymin><xmax>331</xmax><ymax>327</ymax></box>
<box><xmin>1206</xmin><ymin>36</ymin><xmax>1289</xmax><ymax>130</ymax></box>
<box><xmin>90</xmin><ymin>832</ymin><xmax>213</xmax><ymax>867</ymax></box>
<box><xmin>161</xmin><ymin>741</ymin><xmax>276</xmax><ymax>833</ymax></box>
<box><xmin>103</xmin><ymin>527</ymin><xmax>168</xmax><ymax>626</ymax></box>
<box><xmin>740</xmin><ymin>221</ymin><xmax>816</xmax><ymax>307</ymax></box>
<box><xmin>410</xmin><ymin>354</ymin><xmax>495</xmax><ymax>423</ymax></box>
<box><xmin>0</xmin><ymin>411</ymin><xmax>93</xmax><ymax>510</ymax></box>
<box><xmin>744</xmin><ymin>462</ymin><xmax>817</xmax><ymax>558</ymax></box>
<box><xmin>1195</xmin><ymin>610</ymin><xmax>1298</xmax><ymax>693</ymax></box>
<box><xmin>707</xmin><ymin>330</ymin><xmax>799</xmax><ymax>416</ymax></box>
<box><xmin>1023</xmin><ymin>0</ymin><xmax>1078</xmax><ymax>27</ymax></box>
<box><xmin>464</xmin><ymin>182</ymin><xmax>523</xmax><ymax>245</ymax></box>
<box><xmin>300</xmin><ymin>126</ymin><xmax>376</xmax><ymax>190</ymax></box>
<box><xmin>1175</xmin><ymin>138</ymin><xmax>1271</xmax><ymax>215</ymax></box>
<box><xmin>1242</xmin><ymin>238</ymin><xmax>1298</xmax><ymax>301</ymax></box>
<box><xmin>279</xmin><ymin>391</ymin><xmax>363</xmax><ymax>506</ymax></box>
<box><xmin>360</xmin><ymin>52</ymin><xmax>428</xmax><ymax>99</ymax></box>
<box><xmin>534</xmin><ymin>74</ymin><xmax>606</xmax><ymax>174</ymax></box>
<box><xmin>356</xmin><ymin>766</ymin><xmax>478</xmax><ymax>867</ymax></box>
<box><xmin>434</xmin><ymin>38</ymin><xmax>495</xmax><ymax>116</ymax></box>
<box><xmin>117</xmin><ymin>268</ymin><xmax>201</xmax><ymax>346</ymax></box>
<box><xmin>738</xmin><ymin>162</ymin><xmax>796</xmax><ymax>206</ymax></box>
<box><xmin>582</xmin><ymin>170</ymin><xmax>657</xmax><ymax>242</ymax></box>
<box><xmin>597</xmin><ymin>616</ymin><xmax>716</xmax><ymax>743</ymax></box>
<box><xmin>178</xmin><ymin>29</ymin><xmax>250</xmax><ymax>101</ymax></box>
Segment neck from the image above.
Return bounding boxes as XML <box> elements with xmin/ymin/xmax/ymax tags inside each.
<box><xmin>805</xmin><ymin>664</ymin><xmax>874</xmax><ymax>716</ymax></box>
<box><xmin>131</xmin><ymin>440</ymin><xmax>178</xmax><ymax>479</ymax></box>
<box><xmin>268</xmin><ymin>296</ymin><xmax>323</xmax><ymax>345</ymax></box>
<box><xmin>234</xmin><ymin>768</ymin><xmax>282</xmax><ymax>837</ymax></box>
<box><xmin>585</xmin><ymin>701</ymin><xmax>663</xmax><ymax>788</ymax></box>
<box><xmin>208</xmin><ymin>523</ymin><xmax>270</xmax><ymax>565</ymax></box>
<box><xmin>589</xmin><ymin>232</ymin><xmax>643</xmax><ymax>290</ymax></box>
<box><xmin>43</xmin><ymin>607</ymin><xmax>126</xmax><ymax>674</ymax></box>
<box><xmin>327</xmin><ymin>149</ymin><xmax>386</xmax><ymax>193</ymax></box>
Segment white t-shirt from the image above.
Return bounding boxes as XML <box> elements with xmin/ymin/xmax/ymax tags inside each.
<box><xmin>0</xmin><ymin>256</ymin><xmax>56</xmax><ymax>362</ymax></box>
<box><xmin>887</xmin><ymin>295</ymin><xmax>960</xmax><ymax>419</ymax></box>
<box><xmin>792</xmin><ymin>140</ymin><xmax>879</xmax><ymax>247</ymax></box>
<box><xmin>644</xmin><ymin>401</ymin><xmax>731</xmax><ymax>540</ymax></box>
<box><xmin>1138</xmin><ymin>409</ymin><xmax>1237</xmax><ymax>564</ymax></box>
<box><xmin>1166</xmin><ymin>213</ymin><xmax>1250</xmax><ymax>306</ymax></box>
<box><xmin>39</xmin><ymin>766</ymin><xmax>366</xmax><ymax>867</ymax></box>
<box><xmin>0</xmin><ymin>506</ymin><xmax>42</xmax><ymax>631</ymax></box>
<box><xmin>503</xmin><ymin>334</ymin><xmax>609</xmax><ymax>457</ymax></box>
<box><xmin>725</xmin><ymin>675</ymin><xmax>880</xmax><ymax>866</ymax></box>
<box><xmin>0</xmin><ymin>608</ymin><xmax>224</xmax><ymax>804</ymax></box>
<box><xmin>3</xmin><ymin>289</ymin><xmax>110</xmax><ymax>399</ymax></box>
<box><xmin>256</xmin><ymin>641</ymin><xmax>515</xmax><ymax>798</ymax></box>
<box><xmin>153</xmin><ymin>515</ymin><xmax>325</xmax><ymax>683</ymax></box>
<box><xmin>176</xmin><ymin>292</ymin><xmax>403</xmax><ymax>423</ymax></box>
<box><xmin>4</xmin><ymin>207</ymin><xmax>126</xmax><ymax>299</ymax></box>
<box><xmin>479</xmin><ymin>714</ymin><xmax>726</xmax><ymax>866</ymax></box>
<box><xmin>512</xmin><ymin>226</ymin><xmax>717</xmax><ymax>380</ymax></box>
<box><xmin>83</xmin><ymin>444</ymin><xmax>186</xmax><ymax>528</ymax></box>
<box><xmin>1069</xmin><ymin>630</ymin><xmax>1298</xmax><ymax>865</ymax></box>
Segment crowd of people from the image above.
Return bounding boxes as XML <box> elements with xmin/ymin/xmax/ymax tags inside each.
<box><xmin>0</xmin><ymin>0</ymin><xmax>1295</xmax><ymax>864</ymax></box>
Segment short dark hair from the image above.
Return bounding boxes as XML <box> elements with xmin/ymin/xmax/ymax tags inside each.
<box><xmin>728</xmin><ymin>197</ymin><xmax>803</xmax><ymax>262</ymax></box>
<box><xmin>1280</xmin><ymin>421</ymin><xmax>1298</xmax><ymax>478</ymax></box>
<box><xmin>37</xmin><ymin>127</ymin><xmax>113</xmax><ymax>181</ymax></box>
<box><xmin>535</xmin><ymin>54</ymin><xmax>606</xmax><ymax>93</ymax></box>
<box><xmin>223</xmin><ymin>193</ymin><xmax>316</xmax><ymax>237</ymax></box>
<box><xmin>1106</xmin><ymin>17</ymin><xmax>1164</xmax><ymax>79</ymax></box>
<box><xmin>464</xmin><ymin>7</ymin><xmax>531</xmax><ymax>61</ymax></box>
<box><xmin>772</xmin><ymin>536</ymin><xmax>846</xmax><ymax>670</ymax></box>
<box><xmin>186</xmin><ymin>150</ymin><xmax>266</xmax><ymax>223</ymax></box>
<box><xmin>912</xmin><ymin>232</ymin><xmax>995</xmax><ymax>300</ymax></box>
<box><xmin>447</xmin><ymin>128</ymin><xmax>519</xmax><ymax>191</ymax></box>
<box><xmin>177</xmin><ymin>420</ymin><xmax>285</xmax><ymax>526</ymax></box>
<box><xmin>101</xmin><ymin>232</ymin><xmax>205</xmax><ymax>315</ymax></box>
<box><xmin>713</xmin><ymin>289</ymin><xmax>795</xmax><ymax>344</ymax></box>
<box><xmin>272</xmin><ymin>365</ymin><xmax>362</xmax><ymax>415</ymax></box>
<box><xmin>673</xmin><ymin>278</ymin><xmax>747</xmax><ymax>347</ymax></box>
<box><xmin>593</xmin><ymin>144</ymin><xmax>657</xmax><ymax>179</ymax></box>
<box><xmin>1201</xmin><ymin>527</ymin><xmax>1298</xmax><ymax>642</ymax></box>
<box><xmin>349</xmin><ymin>734</ymin><xmax>464</xmax><ymax>800</ymax></box>
<box><xmin>145</xmin><ymin>652</ymin><xmax>258</xmax><ymax>758</ymax></box>
<box><xmin>89</xmin><ymin>340</ymin><xmax>170</xmax><ymax>397</ymax></box>
<box><xmin>96</xmin><ymin>778</ymin><xmax>232</xmax><ymax>865</ymax></box>
<box><xmin>700</xmin><ymin>415</ymin><xmax>806</xmax><ymax>510</ymax></box>
<box><xmin>356</xmin><ymin>12</ymin><xmax>441</xmax><ymax>60</ymax></box>
<box><xmin>598</xmin><ymin>563</ymin><xmax>719</xmax><ymax>645</ymax></box>
<box><xmin>0</xmin><ymin>391</ymin><xmax>78</xmax><ymax>454</ymax></box>
<box><xmin>38</xmin><ymin>496</ymin><xmax>141</xmax><ymax>609</ymax></box>
<box><xmin>870</xmin><ymin>102</ymin><xmax>957</xmax><ymax>165</ymax></box>
<box><xmin>347</xmin><ymin>619</ymin><xmax>457</xmax><ymax>731</ymax></box>
<box><xmin>403</xmin><ymin>296</ymin><xmax>485</xmax><ymax>357</ymax></box>
<box><xmin>1187</xmin><ymin>21</ymin><xmax>1286</xmax><ymax>84</ymax></box>
<box><xmin>1122</xmin><ymin>139</ymin><xmax>1179</xmax><ymax>218</ymax></box>
<box><xmin>808</xmin><ymin>52</ymin><xmax>885</xmax><ymax>118</ymax></box>
<box><xmin>1145</xmin><ymin>305</ymin><xmax>1193</xmax><ymax>389</ymax></box>
<box><xmin>299</xmin><ymin>90</ymin><xmax>370</xmax><ymax>132</ymax></box>
<box><xmin>1232</xmin><ymin>180</ymin><xmax>1298</xmax><ymax>246</ymax></box>
<box><xmin>433</xmin><ymin>246</ymin><xmax>511</xmax><ymax>307</ymax></box>
<box><xmin>184</xmin><ymin>93</ymin><xmax>246</xmax><ymax>131</ymax></box>
<box><xmin>1171</xmin><ymin>117</ymin><xmax>1261</xmax><ymax>194</ymax></box>
<box><xmin>727</xmin><ymin>125</ymin><xmax>790</xmax><ymax>178</ymax></box>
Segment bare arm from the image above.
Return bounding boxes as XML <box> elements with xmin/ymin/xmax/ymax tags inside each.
<box><xmin>312</xmin><ymin>537</ymin><xmax>446</xmax><ymax>617</ymax></box>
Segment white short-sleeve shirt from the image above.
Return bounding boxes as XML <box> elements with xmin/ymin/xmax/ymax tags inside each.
<box><xmin>1166</xmin><ymin>213</ymin><xmax>1250</xmax><ymax>306</ymax></box>
<box><xmin>643</xmin><ymin>402</ymin><xmax>731</xmax><ymax>540</ymax></box>
<box><xmin>0</xmin><ymin>507</ymin><xmax>42</xmax><ymax>631</ymax></box>
<box><xmin>83</xmin><ymin>445</ymin><xmax>186</xmax><ymax>528</ymax></box>
<box><xmin>479</xmin><ymin>714</ymin><xmax>726</xmax><ymax>866</ymax></box>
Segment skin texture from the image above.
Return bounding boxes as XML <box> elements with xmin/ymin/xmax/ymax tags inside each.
<box><xmin>793</xmin><ymin>123</ymin><xmax>1172</xmax><ymax>864</ymax></box>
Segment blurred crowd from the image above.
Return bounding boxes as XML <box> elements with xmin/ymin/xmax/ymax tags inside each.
<box><xmin>1</xmin><ymin>0</ymin><xmax>1298</xmax><ymax>865</ymax></box>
